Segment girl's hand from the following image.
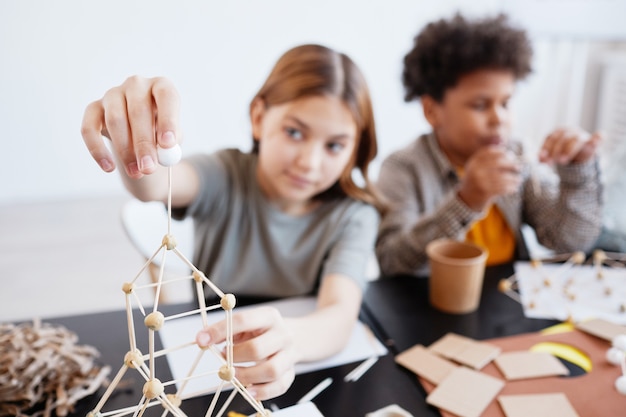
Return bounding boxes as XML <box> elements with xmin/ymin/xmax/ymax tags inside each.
<box><xmin>81</xmin><ymin>76</ymin><xmax>182</xmax><ymax>178</ymax></box>
<box><xmin>195</xmin><ymin>306</ymin><xmax>297</xmax><ymax>400</ymax></box>
<box><xmin>539</xmin><ymin>128</ymin><xmax>601</xmax><ymax>165</ymax></box>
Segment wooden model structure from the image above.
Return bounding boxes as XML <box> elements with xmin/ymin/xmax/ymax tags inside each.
<box><xmin>87</xmin><ymin>146</ymin><xmax>272</xmax><ymax>417</ymax></box>
<box><xmin>498</xmin><ymin>250</ymin><xmax>626</xmax><ymax>322</ymax></box>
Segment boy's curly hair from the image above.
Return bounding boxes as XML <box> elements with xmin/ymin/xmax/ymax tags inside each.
<box><xmin>402</xmin><ymin>13</ymin><xmax>533</xmax><ymax>102</ymax></box>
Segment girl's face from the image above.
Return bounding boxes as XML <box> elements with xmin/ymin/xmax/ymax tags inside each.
<box><xmin>251</xmin><ymin>95</ymin><xmax>358</xmax><ymax>215</ymax></box>
<box><xmin>425</xmin><ymin>69</ymin><xmax>515</xmax><ymax>167</ymax></box>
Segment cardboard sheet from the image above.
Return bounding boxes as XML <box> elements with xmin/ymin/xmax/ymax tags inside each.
<box><xmin>395</xmin><ymin>344</ymin><xmax>458</xmax><ymax>385</ymax></box>
<box><xmin>429</xmin><ymin>333</ymin><xmax>501</xmax><ymax>370</ymax></box>
<box><xmin>418</xmin><ymin>329</ymin><xmax>625</xmax><ymax>416</ymax></box>
<box><xmin>426</xmin><ymin>367</ymin><xmax>504</xmax><ymax>417</ymax></box>
<box><xmin>494</xmin><ymin>351</ymin><xmax>569</xmax><ymax>380</ymax></box>
<box><xmin>498</xmin><ymin>393</ymin><xmax>579</xmax><ymax>417</ymax></box>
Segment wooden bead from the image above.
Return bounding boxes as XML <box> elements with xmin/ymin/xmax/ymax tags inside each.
<box><xmin>593</xmin><ymin>249</ymin><xmax>607</xmax><ymax>263</ymax></box>
<box><xmin>193</xmin><ymin>270</ymin><xmax>205</xmax><ymax>283</ymax></box>
<box><xmin>218</xmin><ymin>365</ymin><xmax>235</xmax><ymax>381</ymax></box>
<box><xmin>144</xmin><ymin>312</ymin><xmax>165</xmax><ymax>331</ymax></box>
<box><xmin>221</xmin><ymin>294</ymin><xmax>236</xmax><ymax>310</ymax></box>
<box><xmin>571</xmin><ymin>251</ymin><xmax>586</xmax><ymax>264</ymax></box>
<box><xmin>124</xmin><ymin>349</ymin><xmax>145</xmax><ymax>369</ymax></box>
<box><xmin>162</xmin><ymin>234</ymin><xmax>177</xmax><ymax>250</ymax></box>
<box><xmin>143</xmin><ymin>378</ymin><xmax>164</xmax><ymax>399</ymax></box>
<box><xmin>122</xmin><ymin>282</ymin><xmax>135</xmax><ymax>294</ymax></box>
<box><xmin>166</xmin><ymin>394</ymin><xmax>182</xmax><ymax>407</ymax></box>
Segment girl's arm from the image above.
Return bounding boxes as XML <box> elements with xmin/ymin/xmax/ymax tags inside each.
<box><xmin>285</xmin><ymin>273</ymin><xmax>362</xmax><ymax>362</ymax></box>
<box><xmin>195</xmin><ymin>273</ymin><xmax>362</xmax><ymax>400</ymax></box>
<box><xmin>81</xmin><ymin>76</ymin><xmax>199</xmax><ymax>207</ymax></box>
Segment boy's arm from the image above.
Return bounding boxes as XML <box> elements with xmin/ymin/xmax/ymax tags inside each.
<box><xmin>524</xmin><ymin>158</ymin><xmax>603</xmax><ymax>253</ymax></box>
<box><xmin>524</xmin><ymin>129</ymin><xmax>603</xmax><ymax>252</ymax></box>
<box><xmin>375</xmin><ymin>152</ymin><xmax>483</xmax><ymax>276</ymax></box>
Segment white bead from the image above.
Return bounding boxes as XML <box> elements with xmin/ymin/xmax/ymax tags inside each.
<box><xmin>615</xmin><ymin>375</ymin><xmax>626</xmax><ymax>395</ymax></box>
<box><xmin>613</xmin><ymin>334</ymin><xmax>626</xmax><ymax>351</ymax></box>
<box><xmin>607</xmin><ymin>347</ymin><xmax>625</xmax><ymax>365</ymax></box>
<box><xmin>156</xmin><ymin>144</ymin><xmax>182</xmax><ymax>167</ymax></box>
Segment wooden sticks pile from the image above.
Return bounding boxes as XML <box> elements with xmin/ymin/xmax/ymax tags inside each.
<box><xmin>0</xmin><ymin>319</ymin><xmax>110</xmax><ymax>417</ymax></box>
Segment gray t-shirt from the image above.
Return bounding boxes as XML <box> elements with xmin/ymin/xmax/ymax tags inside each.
<box><xmin>173</xmin><ymin>149</ymin><xmax>379</xmax><ymax>298</ymax></box>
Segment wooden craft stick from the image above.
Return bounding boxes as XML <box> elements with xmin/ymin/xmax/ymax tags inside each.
<box><xmin>206</xmin><ymin>381</ymin><xmax>226</xmax><ymax>416</ymax></box>
<box><xmin>344</xmin><ymin>356</ymin><xmax>378</xmax><ymax>382</ymax></box>
<box><xmin>297</xmin><ymin>377</ymin><xmax>333</xmax><ymax>404</ymax></box>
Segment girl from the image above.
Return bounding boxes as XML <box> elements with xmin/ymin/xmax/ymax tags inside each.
<box><xmin>81</xmin><ymin>44</ymin><xmax>384</xmax><ymax>400</ymax></box>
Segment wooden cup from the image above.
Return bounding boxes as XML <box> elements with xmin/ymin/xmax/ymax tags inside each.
<box><xmin>426</xmin><ymin>239</ymin><xmax>488</xmax><ymax>314</ymax></box>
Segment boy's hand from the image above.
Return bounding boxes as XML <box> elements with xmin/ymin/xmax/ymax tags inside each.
<box><xmin>539</xmin><ymin>128</ymin><xmax>601</xmax><ymax>165</ymax></box>
<box><xmin>457</xmin><ymin>146</ymin><xmax>522</xmax><ymax>212</ymax></box>
<box><xmin>196</xmin><ymin>306</ymin><xmax>296</xmax><ymax>400</ymax></box>
<box><xmin>81</xmin><ymin>76</ymin><xmax>182</xmax><ymax>178</ymax></box>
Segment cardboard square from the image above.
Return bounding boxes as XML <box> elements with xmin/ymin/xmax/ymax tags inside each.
<box><xmin>426</xmin><ymin>366</ymin><xmax>504</xmax><ymax>417</ymax></box>
<box><xmin>429</xmin><ymin>333</ymin><xmax>471</xmax><ymax>357</ymax></box>
<box><xmin>395</xmin><ymin>344</ymin><xmax>458</xmax><ymax>385</ymax></box>
<box><xmin>494</xmin><ymin>351</ymin><xmax>569</xmax><ymax>380</ymax></box>
<box><xmin>459</xmin><ymin>341</ymin><xmax>502</xmax><ymax>370</ymax></box>
<box><xmin>429</xmin><ymin>333</ymin><xmax>501</xmax><ymax>370</ymax></box>
<box><xmin>498</xmin><ymin>393</ymin><xmax>580</xmax><ymax>417</ymax></box>
<box><xmin>576</xmin><ymin>318</ymin><xmax>626</xmax><ymax>342</ymax></box>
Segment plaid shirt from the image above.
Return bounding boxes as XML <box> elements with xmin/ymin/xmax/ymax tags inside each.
<box><xmin>375</xmin><ymin>133</ymin><xmax>603</xmax><ymax>276</ymax></box>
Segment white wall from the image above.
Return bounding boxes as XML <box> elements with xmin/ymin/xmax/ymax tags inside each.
<box><xmin>1</xmin><ymin>0</ymin><xmax>625</xmax><ymax>205</ymax></box>
<box><xmin>0</xmin><ymin>0</ymin><xmax>501</xmax><ymax>204</ymax></box>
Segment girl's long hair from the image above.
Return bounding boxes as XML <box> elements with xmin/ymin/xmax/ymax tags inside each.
<box><xmin>250</xmin><ymin>44</ymin><xmax>386</xmax><ymax>214</ymax></box>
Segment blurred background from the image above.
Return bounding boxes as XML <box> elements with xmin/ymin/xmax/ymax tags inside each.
<box><xmin>1</xmin><ymin>0</ymin><xmax>625</xmax><ymax>321</ymax></box>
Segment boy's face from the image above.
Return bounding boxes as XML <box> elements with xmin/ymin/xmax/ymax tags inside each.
<box><xmin>424</xmin><ymin>69</ymin><xmax>515</xmax><ymax>166</ymax></box>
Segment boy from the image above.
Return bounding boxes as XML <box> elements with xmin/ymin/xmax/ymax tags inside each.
<box><xmin>375</xmin><ymin>13</ymin><xmax>602</xmax><ymax>276</ymax></box>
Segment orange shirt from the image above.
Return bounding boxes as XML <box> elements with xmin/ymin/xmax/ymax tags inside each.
<box><xmin>465</xmin><ymin>204</ymin><xmax>515</xmax><ymax>265</ymax></box>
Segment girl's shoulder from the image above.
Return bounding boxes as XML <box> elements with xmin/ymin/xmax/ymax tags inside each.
<box><xmin>317</xmin><ymin>196</ymin><xmax>380</xmax><ymax>227</ymax></box>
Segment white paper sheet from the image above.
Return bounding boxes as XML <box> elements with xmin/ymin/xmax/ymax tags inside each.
<box><xmin>158</xmin><ymin>296</ymin><xmax>387</xmax><ymax>398</ymax></box>
<box><xmin>252</xmin><ymin>402</ymin><xmax>324</xmax><ymax>417</ymax></box>
<box><xmin>515</xmin><ymin>261</ymin><xmax>626</xmax><ymax>324</ymax></box>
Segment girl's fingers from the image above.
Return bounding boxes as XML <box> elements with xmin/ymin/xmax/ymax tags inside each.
<box><xmin>101</xmin><ymin>88</ymin><xmax>139</xmax><ymax>178</ymax></box>
<box><xmin>124</xmin><ymin>77</ymin><xmax>159</xmax><ymax>175</ymax></box>
<box><xmin>196</xmin><ymin>307</ymin><xmax>283</xmax><ymax>349</ymax></box>
<box><xmin>81</xmin><ymin>76</ymin><xmax>183</xmax><ymax>177</ymax></box>
<box><xmin>151</xmin><ymin>77</ymin><xmax>182</xmax><ymax>149</ymax></box>
<box><xmin>238</xmin><ymin>349</ymin><xmax>296</xmax><ymax>400</ymax></box>
<box><xmin>81</xmin><ymin>100</ymin><xmax>116</xmax><ymax>173</ymax></box>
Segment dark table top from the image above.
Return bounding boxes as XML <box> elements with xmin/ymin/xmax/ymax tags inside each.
<box><xmin>25</xmin><ymin>263</ymin><xmax>558</xmax><ymax>417</ymax></box>
<box><xmin>361</xmin><ymin>264</ymin><xmax>559</xmax><ymax>355</ymax></box>
<box><xmin>41</xmin><ymin>304</ymin><xmax>430</xmax><ymax>417</ymax></box>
